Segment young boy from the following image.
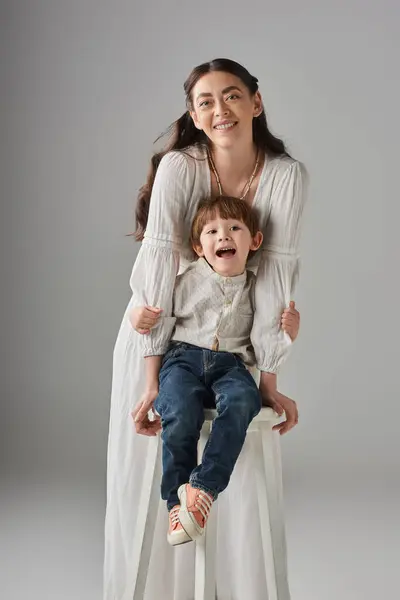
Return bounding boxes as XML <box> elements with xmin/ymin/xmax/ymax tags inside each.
<box><xmin>136</xmin><ymin>196</ymin><xmax>266</xmax><ymax>546</ymax></box>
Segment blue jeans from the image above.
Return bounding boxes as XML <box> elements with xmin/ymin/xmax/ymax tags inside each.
<box><xmin>154</xmin><ymin>342</ymin><xmax>261</xmax><ymax>510</ymax></box>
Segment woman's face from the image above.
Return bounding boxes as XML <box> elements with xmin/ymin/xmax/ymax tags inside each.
<box><xmin>189</xmin><ymin>71</ymin><xmax>262</xmax><ymax>149</ymax></box>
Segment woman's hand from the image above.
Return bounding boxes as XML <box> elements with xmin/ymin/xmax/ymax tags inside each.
<box><xmin>130</xmin><ymin>306</ymin><xmax>162</xmax><ymax>335</ymax></box>
<box><xmin>259</xmin><ymin>372</ymin><xmax>299</xmax><ymax>435</ymax></box>
<box><xmin>281</xmin><ymin>301</ymin><xmax>300</xmax><ymax>341</ymax></box>
<box><xmin>131</xmin><ymin>389</ymin><xmax>161</xmax><ymax>436</ymax></box>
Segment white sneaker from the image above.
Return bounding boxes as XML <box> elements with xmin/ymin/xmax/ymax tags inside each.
<box><xmin>178</xmin><ymin>483</ymin><xmax>214</xmax><ymax>540</ymax></box>
<box><xmin>167</xmin><ymin>505</ymin><xmax>192</xmax><ymax>546</ymax></box>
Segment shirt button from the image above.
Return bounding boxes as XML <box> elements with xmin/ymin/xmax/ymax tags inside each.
<box><xmin>225</xmin><ymin>299</ymin><xmax>232</xmax><ymax>306</ymax></box>
<box><xmin>226</xmin><ymin>278</ymin><xmax>231</xmax><ymax>284</ymax></box>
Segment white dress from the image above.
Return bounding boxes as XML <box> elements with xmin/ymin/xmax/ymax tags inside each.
<box><xmin>103</xmin><ymin>144</ymin><xmax>308</xmax><ymax>600</ymax></box>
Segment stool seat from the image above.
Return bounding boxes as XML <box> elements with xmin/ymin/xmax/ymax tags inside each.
<box><xmin>131</xmin><ymin>407</ymin><xmax>290</xmax><ymax>600</ymax></box>
<box><xmin>204</xmin><ymin>405</ymin><xmax>279</xmax><ymax>423</ymax></box>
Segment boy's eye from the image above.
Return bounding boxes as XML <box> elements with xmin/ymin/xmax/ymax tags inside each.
<box><xmin>230</xmin><ymin>225</ymin><xmax>240</xmax><ymax>231</ymax></box>
<box><xmin>206</xmin><ymin>229</ymin><xmax>217</xmax><ymax>234</ymax></box>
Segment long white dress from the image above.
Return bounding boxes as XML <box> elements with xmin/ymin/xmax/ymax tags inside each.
<box><xmin>103</xmin><ymin>144</ymin><xmax>307</xmax><ymax>600</ymax></box>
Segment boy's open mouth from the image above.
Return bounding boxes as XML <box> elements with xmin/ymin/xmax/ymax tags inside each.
<box><xmin>216</xmin><ymin>247</ymin><xmax>236</xmax><ymax>258</ymax></box>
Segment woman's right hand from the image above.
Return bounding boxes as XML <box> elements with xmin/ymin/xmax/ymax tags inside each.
<box><xmin>131</xmin><ymin>388</ymin><xmax>161</xmax><ymax>436</ymax></box>
<box><xmin>130</xmin><ymin>305</ymin><xmax>162</xmax><ymax>334</ymax></box>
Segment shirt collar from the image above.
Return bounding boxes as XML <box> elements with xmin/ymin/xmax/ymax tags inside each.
<box><xmin>195</xmin><ymin>257</ymin><xmax>247</xmax><ymax>285</ymax></box>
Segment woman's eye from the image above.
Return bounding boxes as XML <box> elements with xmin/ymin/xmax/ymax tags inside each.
<box><xmin>227</xmin><ymin>94</ymin><xmax>239</xmax><ymax>101</ymax></box>
<box><xmin>199</xmin><ymin>100</ymin><xmax>210</xmax><ymax>108</ymax></box>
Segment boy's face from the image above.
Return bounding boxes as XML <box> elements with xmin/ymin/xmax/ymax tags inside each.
<box><xmin>194</xmin><ymin>213</ymin><xmax>263</xmax><ymax>277</ymax></box>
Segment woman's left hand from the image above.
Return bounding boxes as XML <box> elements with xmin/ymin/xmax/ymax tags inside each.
<box><xmin>259</xmin><ymin>372</ymin><xmax>299</xmax><ymax>435</ymax></box>
<box><xmin>281</xmin><ymin>301</ymin><xmax>300</xmax><ymax>341</ymax></box>
<box><xmin>262</xmin><ymin>390</ymin><xmax>299</xmax><ymax>435</ymax></box>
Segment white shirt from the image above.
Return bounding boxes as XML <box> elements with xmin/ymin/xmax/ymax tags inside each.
<box><xmin>167</xmin><ymin>257</ymin><xmax>257</xmax><ymax>365</ymax></box>
<box><xmin>131</xmin><ymin>144</ymin><xmax>308</xmax><ymax>373</ymax></box>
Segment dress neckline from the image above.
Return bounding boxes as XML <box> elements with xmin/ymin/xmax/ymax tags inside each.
<box><xmin>203</xmin><ymin>145</ymin><xmax>268</xmax><ymax>210</ymax></box>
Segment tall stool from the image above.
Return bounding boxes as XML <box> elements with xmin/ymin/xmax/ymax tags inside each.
<box><xmin>131</xmin><ymin>407</ymin><xmax>290</xmax><ymax>600</ymax></box>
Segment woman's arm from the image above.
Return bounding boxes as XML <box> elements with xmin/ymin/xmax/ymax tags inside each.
<box><xmin>250</xmin><ymin>159</ymin><xmax>308</xmax><ymax>373</ymax></box>
<box><xmin>131</xmin><ymin>355</ymin><xmax>163</xmax><ymax>436</ymax></box>
<box><xmin>250</xmin><ymin>160</ymin><xmax>308</xmax><ymax>434</ymax></box>
<box><xmin>128</xmin><ymin>151</ymin><xmax>194</xmax><ymax>357</ymax></box>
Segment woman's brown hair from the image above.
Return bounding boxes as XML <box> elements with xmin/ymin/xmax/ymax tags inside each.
<box><xmin>134</xmin><ymin>58</ymin><xmax>290</xmax><ymax>241</ymax></box>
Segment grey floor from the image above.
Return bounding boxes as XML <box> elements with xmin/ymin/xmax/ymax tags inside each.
<box><xmin>1</xmin><ymin>472</ymin><xmax>398</xmax><ymax>600</ymax></box>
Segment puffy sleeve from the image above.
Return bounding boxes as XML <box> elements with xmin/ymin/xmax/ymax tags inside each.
<box><xmin>129</xmin><ymin>151</ymin><xmax>195</xmax><ymax>356</ymax></box>
<box><xmin>250</xmin><ymin>160</ymin><xmax>308</xmax><ymax>373</ymax></box>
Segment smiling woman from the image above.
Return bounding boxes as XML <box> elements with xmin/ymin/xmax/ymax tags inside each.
<box><xmin>104</xmin><ymin>58</ymin><xmax>307</xmax><ymax>600</ymax></box>
<box><xmin>134</xmin><ymin>58</ymin><xmax>291</xmax><ymax>241</ymax></box>
<box><xmin>190</xmin><ymin>77</ymin><xmax>261</xmax><ymax>149</ymax></box>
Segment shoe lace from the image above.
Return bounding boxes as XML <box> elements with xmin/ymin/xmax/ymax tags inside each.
<box><xmin>170</xmin><ymin>505</ymin><xmax>180</xmax><ymax>527</ymax></box>
<box><xmin>193</xmin><ymin>490</ymin><xmax>213</xmax><ymax>523</ymax></box>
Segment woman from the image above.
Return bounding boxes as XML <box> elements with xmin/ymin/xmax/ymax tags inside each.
<box><xmin>104</xmin><ymin>58</ymin><xmax>307</xmax><ymax>600</ymax></box>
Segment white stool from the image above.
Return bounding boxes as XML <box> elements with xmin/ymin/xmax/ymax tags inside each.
<box><xmin>131</xmin><ymin>407</ymin><xmax>290</xmax><ymax>600</ymax></box>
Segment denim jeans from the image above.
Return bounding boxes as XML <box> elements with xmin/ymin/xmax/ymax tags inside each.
<box><xmin>154</xmin><ymin>342</ymin><xmax>261</xmax><ymax>510</ymax></box>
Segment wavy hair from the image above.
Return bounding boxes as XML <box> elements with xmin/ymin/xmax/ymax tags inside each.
<box><xmin>134</xmin><ymin>58</ymin><xmax>290</xmax><ymax>240</ymax></box>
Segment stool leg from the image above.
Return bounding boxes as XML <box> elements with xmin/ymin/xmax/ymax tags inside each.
<box><xmin>268</xmin><ymin>428</ymin><xmax>290</xmax><ymax>597</ymax></box>
<box><xmin>195</xmin><ymin>421</ymin><xmax>217</xmax><ymax>600</ymax></box>
<box><xmin>130</xmin><ymin>435</ymin><xmax>162</xmax><ymax>600</ymax></box>
<box><xmin>256</xmin><ymin>423</ymin><xmax>291</xmax><ymax>600</ymax></box>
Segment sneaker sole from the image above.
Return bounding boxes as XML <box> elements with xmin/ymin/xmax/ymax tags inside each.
<box><xmin>167</xmin><ymin>527</ymin><xmax>192</xmax><ymax>546</ymax></box>
<box><xmin>177</xmin><ymin>484</ymin><xmax>205</xmax><ymax>540</ymax></box>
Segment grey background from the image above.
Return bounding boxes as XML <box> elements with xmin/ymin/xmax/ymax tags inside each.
<box><xmin>1</xmin><ymin>1</ymin><xmax>399</xmax><ymax>599</ymax></box>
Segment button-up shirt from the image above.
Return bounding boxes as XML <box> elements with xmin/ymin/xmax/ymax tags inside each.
<box><xmin>170</xmin><ymin>257</ymin><xmax>256</xmax><ymax>366</ymax></box>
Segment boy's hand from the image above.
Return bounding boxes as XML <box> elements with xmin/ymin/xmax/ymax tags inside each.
<box><xmin>131</xmin><ymin>389</ymin><xmax>161</xmax><ymax>436</ymax></box>
<box><xmin>130</xmin><ymin>306</ymin><xmax>162</xmax><ymax>335</ymax></box>
<box><xmin>281</xmin><ymin>301</ymin><xmax>300</xmax><ymax>341</ymax></box>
